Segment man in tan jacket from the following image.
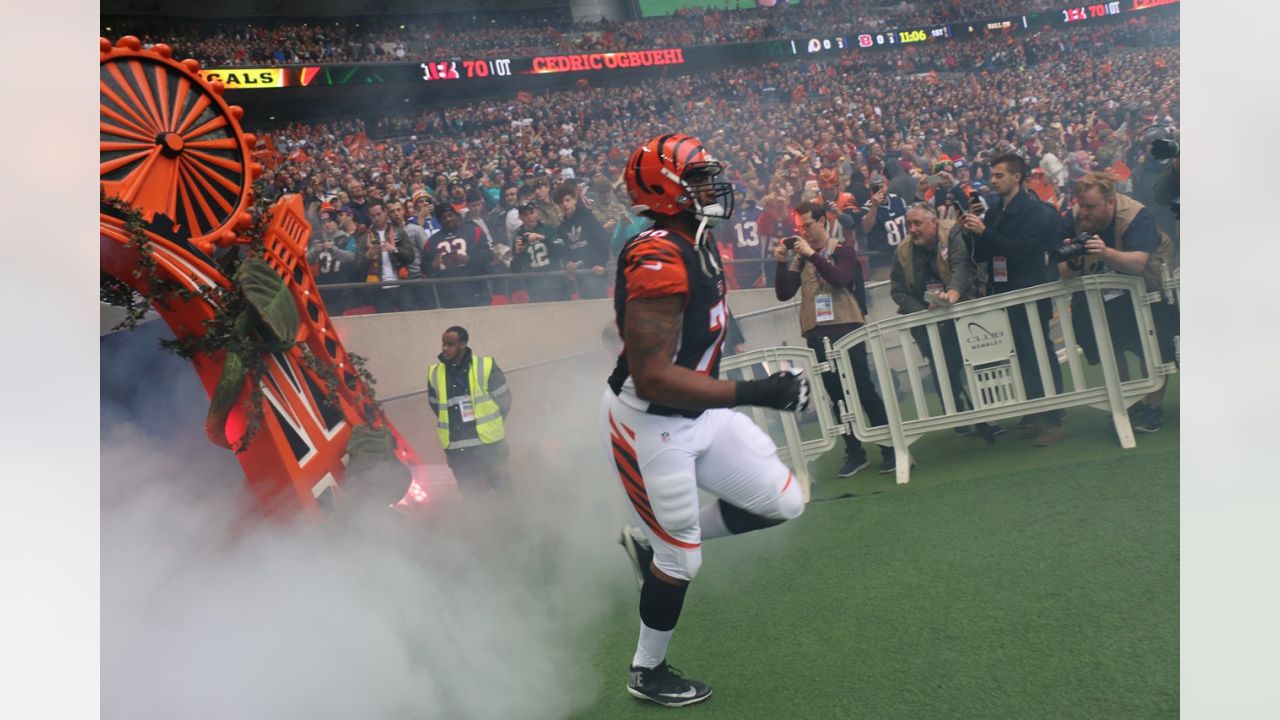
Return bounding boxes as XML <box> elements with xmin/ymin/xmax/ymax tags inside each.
<box><xmin>890</xmin><ymin>203</ymin><xmax>1001</xmax><ymax>441</ymax></box>
<box><xmin>776</xmin><ymin>201</ymin><xmax>896</xmax><ymax>476</ymax></box>
<box><xmin>1058</xmin><ymin>172</ymin><xmax>1177</xmax><ymax>432</ymax></box>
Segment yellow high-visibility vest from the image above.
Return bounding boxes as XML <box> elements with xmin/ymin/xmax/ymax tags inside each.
<box><xmin>428</xmin><ymin>356</ymin><xmax>505</xmax><ymax>449</ymax></box>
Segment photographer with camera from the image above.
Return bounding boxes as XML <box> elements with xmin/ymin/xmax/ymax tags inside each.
<box><xmin>1129</xmin><ymin>125</ymin><xmax>1180</xmax><ymax>244</ymax></box>
<box><xmin>510</xmin><ymin>202</ymin><xmax>568</xmax><ymax>303</ymax></box>
<box><xmin>776</xmin><ymin>201</ymin><xmax>897</xmax><ymax>476</ymax></box>
<box><xmin>1057</xmin><ymin>171</ymin><xmax>1177</xmax><ymax>432</ymax></box>
<box><xmin>925</xmin><ymin>157</ymin><xmax>970</xmax><ymax>222</ymax></box>
<box><xmin>961</xmin><ymin>152</ymin><xmax>1068</xmax><ymax>446</ymax></box>
<box><xmin>1150</xmin><ymin>139</ymin><xmax>1179</xmax><ymax>223</ymax></box>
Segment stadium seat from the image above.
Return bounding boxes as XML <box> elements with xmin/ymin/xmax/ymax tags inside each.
<box><xmin>490</xmin><ymin>294</ymin><xmax>510</xmax><ymax>305</ymax></box>
<box><xmin>342</xmin><ymin>305</ymin><xmax>376</xmax><ymax>316</ymax></box>
<box><xmin>510</xmin><ymin>289</ymin><xmax>530</xmax><ymax>304</ymax></box>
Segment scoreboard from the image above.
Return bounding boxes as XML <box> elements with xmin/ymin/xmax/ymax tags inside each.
<box><xmin>208</xmin><ymin>0</ymin><xmax>1178</xmax><ymax>94</ymax></box>
<box><xmin>792</xmin><ymin>0</ymin><xmax>1169</xmax><ymax>56</ymax></box>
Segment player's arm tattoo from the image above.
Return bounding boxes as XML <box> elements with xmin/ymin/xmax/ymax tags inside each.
<box><xmin>624</xmin><ymin>295</ymin><xmax>683</xmax><ymax>384</ymax></box>
<box><xmin>624</xmin><ymin>295</ymin><xmax>736</xmax><ymax>409</ymax></box>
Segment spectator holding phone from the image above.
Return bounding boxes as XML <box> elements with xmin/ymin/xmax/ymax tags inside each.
<box><xmin>961</xmin><ymin>152</ymin><xmax>1067</xmax><ymax>446</ymax></box>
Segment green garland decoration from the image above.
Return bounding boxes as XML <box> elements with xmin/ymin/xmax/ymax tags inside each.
<box><xmin>100</xmin><ymin>185</ymin><xmax>383</xmax><ymax>454</ymax></box>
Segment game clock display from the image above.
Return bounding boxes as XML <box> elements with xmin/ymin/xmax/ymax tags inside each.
<box><xmin>854</xmin><ymin>25</ymin><xmax>951</xmax><ymax>48</ymax></box>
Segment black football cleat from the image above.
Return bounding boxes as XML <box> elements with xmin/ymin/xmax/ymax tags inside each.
<box><xmin>627</xmin><ymin>661</ymin><xmax>712</xmax><ymax>707</ymax></box>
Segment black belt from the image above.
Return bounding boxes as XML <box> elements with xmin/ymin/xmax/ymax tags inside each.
<box><xmin>645</xmin><ymin>403</ymin><xmax>704</xmax><ymax>420</ymax></box>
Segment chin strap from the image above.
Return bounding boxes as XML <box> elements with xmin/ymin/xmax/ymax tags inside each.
<box><xmin>694</xmin><ymin>215</ymin><xmax>722</xmax><ymax>279</ymax></box>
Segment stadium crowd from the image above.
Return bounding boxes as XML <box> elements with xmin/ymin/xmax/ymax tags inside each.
<box><xmin>104</xmin><ymin>0</ymin><xmax>1074</xmax><ymax>66</ymax></box>
<box><xmin>246</xmin><ymin>11</ymin><xmax>1177</xmax><ymax>314</ymax></box>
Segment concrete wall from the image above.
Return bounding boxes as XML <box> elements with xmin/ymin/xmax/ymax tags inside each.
<box><xmin>328</xmin><ymin>287</ymin><xmax>831</xmax><ymax>400</ymax></box>
<box><xmin>329</xmin><ymin>288</ymin><xmax>798</xmax><ymax>471</ymax></box>
<box><xmin>332</xmin><ymin>283</ymin><xmax>900</xmax><ymax>472</ymax></box>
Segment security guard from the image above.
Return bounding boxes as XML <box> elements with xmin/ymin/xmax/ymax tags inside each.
<box><xmin>427</xmin><ymin>326</ymin><xmax>513</xmax><ymax>495</ymax></box>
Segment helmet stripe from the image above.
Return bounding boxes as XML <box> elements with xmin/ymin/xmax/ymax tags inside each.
<box><xmin>654</xmin><ymin>134</ymin><xmax>676</xmax><ymax>163</ymax></box>
<box><xmin>670</xmin><ymin>136</ymin><xmax>699</xmax><ymax>171</ymax></box>
<box><xmin>631</xmin><ymin>147</ymin><xmax>654</xmax><ymax>198</ymax></box>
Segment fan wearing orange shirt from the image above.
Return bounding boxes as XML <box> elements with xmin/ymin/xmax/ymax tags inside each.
<box><xmin>815</xmin><ymin>167</ymin><xmax>859</xmax><ymax>245</ymax></box>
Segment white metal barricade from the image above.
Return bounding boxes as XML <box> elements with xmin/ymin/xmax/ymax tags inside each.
<box><xmin>720</xmin><ymin>346</ymin><xmax>841</xmax><ymax>502</ymax></box>
<box><xmin>826</xmin><ymin>275</ymin><xmax>1177</xmax><ymax>484</ymax></box>
<box><xmin>1162</xmin><ymin>266</ymin><xmax>1180</xmax><ymax>364</ymax></box>
<box><xmin>1162</xmin><ymin>266</ymin><xmax>1180</xmax><ymax>306</ymax></box>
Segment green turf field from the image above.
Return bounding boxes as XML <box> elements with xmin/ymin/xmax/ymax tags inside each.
<box><xmin>573</xmin><ymin>378</ymin><xmax>1178</xmax><ymax>719</ymax></box>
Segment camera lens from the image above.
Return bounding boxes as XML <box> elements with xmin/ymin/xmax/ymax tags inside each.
<box><xmin>1150</xmin><ymin>138</ymin><xmax>1179</xmax><ymax>161</ymax></box>
<box><xmin>1053</xmin><ymin>232</ymin><xmax>1093</xmax><ymax>262</ymax></box>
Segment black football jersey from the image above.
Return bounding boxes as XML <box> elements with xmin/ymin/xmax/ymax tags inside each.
<box><xmin>608</xmin><ymin>227</ymin><xmax>730</xmax><ymax>418</ymax></box>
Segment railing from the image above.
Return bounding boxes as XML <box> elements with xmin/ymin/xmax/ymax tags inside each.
<box><xmin>362</xmin><ymin>273</ymin><xmax>1178</xmax><ymax>494</ymax></box>
<box><xmin>1163</xmin><ymin>266</ymin><xmax>1180</xmax><ymax>363</ymax></box>
<box><xmin>720</xmin><ymin>346</ymin><xmax>842</xmax><ymax>503</ymax></box>
<box><xmin>313</xmin><ymin>254</ymin><xmax>898</xmax><ymax>312</ymax></box>
<box><xmin>827</xmin><ymin>274</ymin><xmax>1177</xmax><ymax>484</ymax></box>
<box><xmin>1162</xmin><ymin>265</ymin><xmax>1180</xmax><ymax>306</ymax></box>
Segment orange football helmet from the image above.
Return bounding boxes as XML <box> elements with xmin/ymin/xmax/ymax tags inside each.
<box><xmin>625</xmin><ymin>133</ymin><xmax>734</xmax><ymax>225</ymax></box>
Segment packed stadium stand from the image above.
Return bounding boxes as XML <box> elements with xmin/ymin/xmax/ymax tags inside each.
<box><xmin>100</xmin><ymin>1</ymin><xmax>1184</xmax><ymax>717</ymax></box>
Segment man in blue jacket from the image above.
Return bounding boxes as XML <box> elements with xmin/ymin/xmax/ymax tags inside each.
<box><xmin>960</xmin><ymin>152</ymin><xmax>1067</xmax><ymax>446</ymax></box>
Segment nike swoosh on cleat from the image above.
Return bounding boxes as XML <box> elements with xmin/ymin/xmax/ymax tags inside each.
<box><xmin>659</xmin><ymin>688</ymin><xmax>700</xmax><ymax>700</ymax></box>
<box><xmin>642</xmin><ymin>262</ymin><xmax>663</xmax><ymax>270</ymax></box>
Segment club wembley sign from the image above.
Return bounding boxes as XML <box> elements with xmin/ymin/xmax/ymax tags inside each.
<box><xmin>956</xmin><ymin>310</ymin><xmax>1014</xmax><ymax>366</ymax></box>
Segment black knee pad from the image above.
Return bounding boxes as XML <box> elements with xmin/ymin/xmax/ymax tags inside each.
<box><xmin>639</xmin><ymin>575</ymin><xmax>689</xmax><ymax>632</ymax></box>
<box><xmin>718</xmin><ymin>498</ymin><xmax>785</xmax><ymax>534</ymax></box>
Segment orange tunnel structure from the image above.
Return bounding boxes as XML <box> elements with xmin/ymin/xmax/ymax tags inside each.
<box><xmin>100</xmin><ymin>36</ymin><xmax>428</xmax><ymax>517</ymax></box>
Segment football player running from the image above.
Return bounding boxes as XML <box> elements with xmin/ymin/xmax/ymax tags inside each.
<box><xmin>603</xmin><ymin>133</ymin><xmax>811</xmax><ymax>708</ymax></box>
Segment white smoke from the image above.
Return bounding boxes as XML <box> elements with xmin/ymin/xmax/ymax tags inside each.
<box><xmin>101</xmin><ymin>340</ymin><xmax>632</xmax><ymax>720</ymax></box>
